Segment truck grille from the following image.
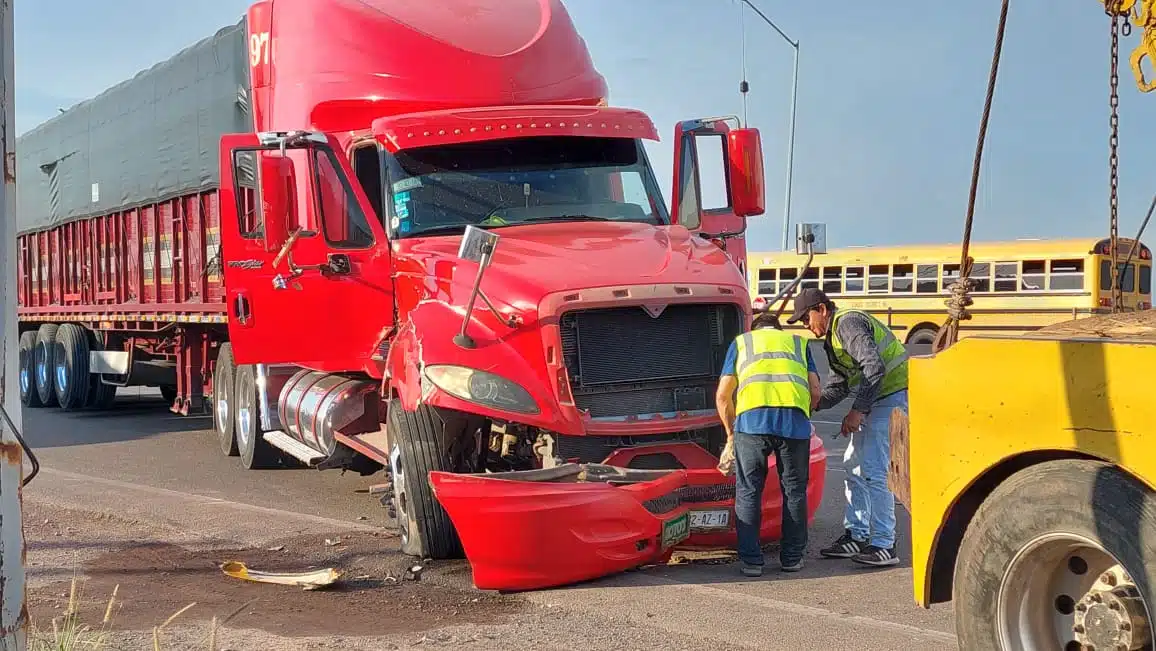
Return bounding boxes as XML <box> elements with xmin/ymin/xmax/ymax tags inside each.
<box><xmin>559</xmin><ymin>303</ymin><xmax>742</xmax><ymax>419</ymax></box>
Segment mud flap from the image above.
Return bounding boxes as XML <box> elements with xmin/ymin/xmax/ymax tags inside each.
<box><xmin>888</xmin><ymin>408</ymin><xmax>912</xmax><ymax>512</ymax></box>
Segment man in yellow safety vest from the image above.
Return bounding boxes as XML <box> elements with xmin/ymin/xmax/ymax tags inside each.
<box><xmin>716</xmin><ymin>311</ymin><xmax>821</xmax><ymax>577</ymax></box>
<box><xmin>786</xmin><ymin>288</ymin><xmax>908</xmax><ymax>568</ymax></box>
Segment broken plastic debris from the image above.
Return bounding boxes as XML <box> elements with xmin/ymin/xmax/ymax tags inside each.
<box><xmin>219</xmin><ymin>561</ymin><xmax>341</xmax><ymax>590</ymax></box>
<box><xmin>405</xmin><ymin>564</ymin><xmax>424</xmax><ymax>581</ymax></box>
<box><xmin>266</xmin><ymin>545</ymin><xmax>285</xmax><ymax>552</ymax></box>
<box><xmin>324</xmin><ymin>538</ymin><xmax>343</xmax><ymax>546</ymax></box>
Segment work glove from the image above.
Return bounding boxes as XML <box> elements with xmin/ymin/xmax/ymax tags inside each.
<box><xmin>717</xmin><ymin>437</ymin><xmax>736</xmax><ymax>476</ymax></box>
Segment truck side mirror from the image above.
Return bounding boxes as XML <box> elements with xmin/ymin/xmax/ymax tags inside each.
<box><xmin>727</xmin><ymin>128</ymin><xmax>765</xmax><ymax>218</ymax></box>
<box><xmin>259</xmin><ymin>152</ymin><xmax>297</xmax><ymax>254</ymax></box>
<box><xmin>796</xmin><ymin>223</ymin><xmax>827</xmax><ymax>255</ymax></box>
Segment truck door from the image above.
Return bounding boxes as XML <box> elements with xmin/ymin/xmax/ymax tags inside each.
<box><xmin>671</xmin><ymin>117</ymin><xmax>766</xmax><ymax>280</ymax></box>
<box><xmin>219</xmin><ymin>132</ymin><xmax>393</xmax><ymax>372</ymax></box>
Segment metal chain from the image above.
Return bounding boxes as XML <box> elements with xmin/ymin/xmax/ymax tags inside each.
<box><xmin>1107</xmin><ymin>4</ymin><xmax>1128</xmax><ymax>312</ymax></box>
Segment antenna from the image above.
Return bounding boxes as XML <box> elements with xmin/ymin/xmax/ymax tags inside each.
<box><xmin>739</xmin><ymin>1</ymin><xmax>749</xmax><ymax>126</ymax></box>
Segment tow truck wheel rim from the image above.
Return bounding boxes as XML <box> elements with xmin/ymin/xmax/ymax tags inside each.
<box><xmin>997</xmin><ymin>531</ymin><xmax>1152</xmax><ymax>651</ymax></box>
<box><xmin>389</xmin><ymin>443</ymin><xmax>410</xmax><ymax>546</ymax></box>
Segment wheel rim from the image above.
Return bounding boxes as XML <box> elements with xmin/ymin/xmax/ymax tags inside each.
<box><xmin>19</xmin><ymin>367</ymin><xmax>29</xmax><ymax>395</ymax></box>
<box><xmin>390</xmin><ymin>443</ymin><xmax>410</xmax><ymax>546</ymax></box>
<box><xmin>236</xmin><ymin>386</ymin><xmax>252</xmax><ymax>450</ymax></box>
<box><xmin>36</xmin><ymin>353</ymin><xmax>47</xmax><ymax>389</ymax></box>
<box><xmin>997</xmin><ymin>532</ymin><xmax>1153</xmax><ymax>650</ymax></box>
<box><xmin>216</xmin><ymin>374</ymin><xmax>230</xmax><ymax>435</ymax></box>
<box><xmin>55</xmin><ymin>361</ymin><xmax>67</xmax><ymax>393</ymax></box>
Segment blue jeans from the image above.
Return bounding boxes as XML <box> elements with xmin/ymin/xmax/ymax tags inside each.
<box><xmin>733</xmin><ymin>432</ymin><xmax>811</xmax><ymax>566</ymax></box>
<box><xmin>843</xmin><ymin>389</ymin><xmax>907</xmax><ymax>549</ymax></box>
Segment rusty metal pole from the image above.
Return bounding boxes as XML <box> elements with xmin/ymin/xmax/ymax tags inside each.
<box><xmin>0</xmin><ymin>0</ymin><xmax>26</xmax><ymax>647</ymax></box>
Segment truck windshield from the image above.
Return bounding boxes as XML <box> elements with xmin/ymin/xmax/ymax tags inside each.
<box><xmin>383</xmin><ymin>135</ymin><xmax>670</xmax><ymax>238</ymax></box>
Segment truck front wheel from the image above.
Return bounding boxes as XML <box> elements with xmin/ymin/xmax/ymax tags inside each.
<box><xmin>387</xmin><ymin>400</ymin><xmax>463</xmax><ymax>560</ymax></box>
<box><xmin>954</xmin><ymin>459</ymin><xmax>1155</xmax><ymax>651</ymax></box>
<box><xmin>213</xmin><ymin>344</ymin><xmax>238</xmax><ymax>457</ymax></box>
<box><xmin>234</xmin><ymin>364</ymin><xmax>278</xmax><ymax>470</ymax></box>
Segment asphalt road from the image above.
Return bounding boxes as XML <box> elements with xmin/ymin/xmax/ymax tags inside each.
<box><xmin>19</xmin><ymin>342</ymin><xmax>955</xmax><ymax>650</ymax></box>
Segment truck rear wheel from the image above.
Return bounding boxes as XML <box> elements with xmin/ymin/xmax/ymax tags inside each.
<box><xmin>235</xmin><ymin>364</ymin><xmax>278</xmax><ymax>469</ymax></box>
<box><xmin>19</xmin><ymin>331</ymin><xmax>42</xmax><ymax>408</ymax></box>
<box><xmin>53</xmin><ymin>324</ymin><xmax>91</xmax><ymax>411</ymax></box>
<box><xmin>33</xmin><ymin>324</ymin><xmax>59</xmax><ymax>408</ymax></box>
<box><xmin>953</xmin><ymin>459</ymin><xmax>1155</xmax><ymax>650</ymax></box>
<box><xmin>84</xmin><ymin>330</ymin><xmax>117</xmax><ymax>410</ymax></box>
<box><xmin>214</xmin><ymin>344</ymin><xmax>238</xmax><ymax>457</ymax></box>
<box><xmin>387</xmin><ymin>400</ymin><xmax>462</xmax><ymax>559</ymax></box>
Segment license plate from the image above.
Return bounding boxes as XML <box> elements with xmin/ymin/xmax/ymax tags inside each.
<box><xmin>689</xmin><ymin>509</ymin><xmax>730</xmax><ymax>530</ymax></box>
<box><xmin>661</xmin><ymin>512</ymin><xmax>690</xmax><ymax>548</ymax></box>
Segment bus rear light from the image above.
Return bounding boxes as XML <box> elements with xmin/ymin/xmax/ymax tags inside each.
<box><xmin>1140</xmin><ymin>301</ymin><xmax>1151</xmax><ymax>310</ymax></box>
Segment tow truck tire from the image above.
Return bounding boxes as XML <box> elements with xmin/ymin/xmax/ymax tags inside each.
<box><xmin>19</xmin><ymin>331</ymin><xmax>42</xmax><ymax>408</ymax></box>
<box><xmin>235</xmin><ymin>364</ymin><xmax>278</xmax><ymax>469</ymax></box>
<box><xmin>53</xmin><ymin>324</ymin><xmax>91</xmax><ymax>411</ymax></box>
<box><xmin>953</xmin><ymin>459</ymin><xmax>1156</xmax><ymax>650</ymax></box>
<box><xmin>33</xmin><ymin>324</ymin><xmax>59</xmax><ymax>408</ymax></box>
<box><xmin>85</xmin><ymin>330</ymin><xmax>117</xmax><ymax>410</ymax></box>
<box><xmin>214</xmin><ymin>344</ymin><xmax>239</xmax><ymax>457</ymax></box>
<box><xmin>387</xmin><ymin>400</ymin><xmax>462</xmax><ymax>559</ymax></box>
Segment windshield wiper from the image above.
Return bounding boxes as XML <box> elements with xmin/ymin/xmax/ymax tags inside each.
<box><xmin>517</xmin><ymin>215</ymin><xmax>614</xmax><ymax>224</ymax></box>
<box><xmin>407</xmin><ymin>223</ymin><xmax>475</xmax><ymax>237</ymax></box>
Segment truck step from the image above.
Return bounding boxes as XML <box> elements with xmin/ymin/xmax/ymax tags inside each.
<box><xmin>262</xmin><ymin>431</ymin><xmax>326</xmax><ymax>466</ymax></box>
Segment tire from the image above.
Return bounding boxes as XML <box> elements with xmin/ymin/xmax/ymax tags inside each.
<box><xmin>33</xmin><ymin>324</ymin><xmax>59</xmax><ymax>407</ymax></box>
<box><xmin>213</xmin><ymin>344</ymin><xmax>238</xmax><ymax>457</ymax></box>
<box><xmin>235</xmin><ymin>364</ymin><xmax>278</xmax><ymax>469</ymax></box>
<box><xmin>953</xmin><ymin>459</ymin><xmax>1156</xmax><ymax>650</ymax></box>
<box><xmin>387</xmin><ymin>400</ymin><xmax>462</xmax><ymax>559</ymax></box>
<box><xmin>84</xmin><ymin>330</ymin><xmax>117</xmax><ymax>410</ymax></box>
<box><xmin>19</xmin><ymin>331</ymin><xmax>43</xmax><ymax>408</ymax></box>
<box><xmin>160</xmin><ymin>385</ymin><xmax>178</xmax><ymax>405</ymax></box>
<box><xmin>53</xmin><ymin>324</ymin><xmax>91</xmax><ymax>411</ymax></box>
<box><xmin>906</xmin><ymin>327</ymin><xmax>937</xmax><ymax>347</ymax></box>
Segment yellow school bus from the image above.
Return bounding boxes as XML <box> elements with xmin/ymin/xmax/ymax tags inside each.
<box><xmin>748</xmin><ymin>237</ymin><xmax>1152</xmax><ymax>344</ymax></box>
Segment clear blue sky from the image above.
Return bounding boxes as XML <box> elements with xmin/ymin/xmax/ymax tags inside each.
<box><xmin>15</xmin><ymin>1</ymin><xmax>1156</xmax><ymax>251</ymax></box>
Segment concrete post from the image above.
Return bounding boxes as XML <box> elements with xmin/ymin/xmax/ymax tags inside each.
<box><xmin>0</xmin><ymin>0</ymin><xmax>27</xmax><ymax>647</ymax></box>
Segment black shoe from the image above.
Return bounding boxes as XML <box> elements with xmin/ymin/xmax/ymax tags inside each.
<box><xmin>819</xmin><ymin>530</ymin><xmax>865</xmax><ymax>559</ymax></box>
<box><xmin>852</xmin><ymin>545</ymin><xmax>900</xmax><ymax>567</ymax></box>
<box><xmin>780</xmin><ymin>559</ymin><xmax>804</xmax><ymax>573</ymax></box>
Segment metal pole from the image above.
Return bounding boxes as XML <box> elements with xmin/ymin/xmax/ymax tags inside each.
<box><xmin>0</xmin><ymin>0</ymin><xmax>26</xmax><ymax>645</ymax></box>
<box><xmin>781</xmin><ymin>44</ymin><xmax>799</xmax><ymax>251</ymax></box>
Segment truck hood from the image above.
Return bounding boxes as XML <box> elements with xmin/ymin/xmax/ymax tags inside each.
<box><xmin>393</xmin><ymin>221</ymin><xmax>746</xmax><ymax>310</ymax></box>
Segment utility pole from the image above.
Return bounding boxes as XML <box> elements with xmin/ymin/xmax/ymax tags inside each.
<box><xmin>0</xmin><ymin>0</ymin><xmax>27</xmax><ymax>646</ymax></box>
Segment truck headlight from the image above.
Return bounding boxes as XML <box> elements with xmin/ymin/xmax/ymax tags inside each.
<box><xmin>423</xmin><ymin>365</ymin><xmax>540</xmax><ymax>415</ymax></box>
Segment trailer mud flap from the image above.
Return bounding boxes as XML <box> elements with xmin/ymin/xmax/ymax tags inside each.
<box><xmin>429</xmin><ymin>438</ymin><xmax>826</xmax><ymax>592</ymax></box>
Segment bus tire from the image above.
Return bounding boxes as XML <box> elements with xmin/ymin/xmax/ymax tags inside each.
<box><xmin>953</xmin><ymin>459</ymin><xmax>1156</xmax><ymax>650</ymax></box>
<box><xmin>19</xmin><ymin>331</ymin><xmax>43</xmax><ymax>408</ymax></box>
<box><xmin>85</xmin><ymin>330</ymin><xmax>117</xmax><ymax>410</ymax></box>
<box><xmin>235</xmin><ymin>364</ymin><xmax>278</xmax><ymax>469</ymax></box>
<box><xmin>906</xmin><ymin>326</ymin><xmax>938</xmax><ymax>347</ymax></box>
<box><xmin>387</xmin><ymin>399</ymin><xmax>462</xmax><ymax>559</ymax></box>
<box><xmin>33</xmin><ymin>324</ymin><xmax>60</xmax><ymax>408</ymax></box>
<box><xmin>53</xmin><ymin>324</ymin><xmax>91</xmax><ymax>411</ymax></box>
<box><xmin>213</xmin><ymin>344</ymin><xmax>239</xmax><ymax>457</ymax></box>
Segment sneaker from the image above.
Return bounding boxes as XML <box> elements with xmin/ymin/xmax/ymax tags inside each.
<box><xmin>852</xmin><ymin>545</ymin><xmax>900</xmax><ymax>567</ymax></box>
<box><xmin>740</xmin><ymin>562</ymin><xmax>764</xmax><ymax>577</ymax></box>
<box><xmin>780</xmin><ymin>559</ymin><xmax>804</xmax><ymax>573</ymax></box>
<box><xmin>819</xmin><ymin>530</ymin><xmax>865</xmax><ymax>559</ymax></box>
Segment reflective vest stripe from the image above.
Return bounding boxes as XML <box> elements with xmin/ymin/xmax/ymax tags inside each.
<box><xmin>736</xmin><ymin>373</ymin><xmax>809</xmax><ymax>394</ymax></box>
<box><xmin>736</xmin><ymin>332</ymin><xmax>806</xmax><ymax>376</ymax></box>
<box><xmin>829</xmin><ymin>309</ymin><xmax>908</xmax><ymax>399</ymax></box>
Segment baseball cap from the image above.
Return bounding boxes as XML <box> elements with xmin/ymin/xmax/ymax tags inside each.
<box><xmin>786</xmin><ymin>287</ymin><xmax>830</xmax><ymax>324</ymax></box>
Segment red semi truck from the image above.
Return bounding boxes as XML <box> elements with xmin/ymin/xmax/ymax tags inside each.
<box><xmin>16</xmin><ymin>0</ymin><xmax>825</xmax><ymax>562</ymax></box>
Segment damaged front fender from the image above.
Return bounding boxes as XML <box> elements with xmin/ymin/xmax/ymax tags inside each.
<box><xmin>430</xmin><ymin>436</ymin><xmax>827</xmax><ymax>591</ymax></box>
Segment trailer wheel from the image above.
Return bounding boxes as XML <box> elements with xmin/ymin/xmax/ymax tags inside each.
<box><xmin>33</xmin><ymin>324</ymin><xmax>60</xmax><ymax>407</ymax></box>
<box><xmin>53</xmin><ymin>324</ymin><xmax>91</xmax><ymax>411</ymax></box>
<box><xmin>387</xmin><ymin>400</ymin><xmax>462</xmax><ymax>559</ymax></box>
<box><xmin>213</xmin><ymin>344</ymin><xmax>238</xmax><ymax>457</ymax></box>
<box><xmin>19</xmin><ymin>331</ymin><xmax>43</xmax><ymax>408</ymax></box>
<box><xmin>953</xmin><ymin>459</ymin><xmax>1156</xmax><ymax>651</ymax></box>
<box><xmin>84</xmin><ymin>330</ymin><xmax>117</xmax><ymax>410</ymax></box>
<box><xmin>160</xmin><ymin>385</ymin><xmax>177</xmax><ymax>406</ymax></box>
<box><xmin>235</xmin><ymin>364</ymin><xmax>278</xmax><ymax>469</ymax></box>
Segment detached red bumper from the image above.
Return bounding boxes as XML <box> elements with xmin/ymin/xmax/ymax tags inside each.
<box><xmin>429</xmin><ymin>435</ymin><xmax>827</xmax><ymax>591</ymax></box>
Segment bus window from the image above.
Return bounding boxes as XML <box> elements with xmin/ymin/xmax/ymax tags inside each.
<box><xmin>916</xmin><ymin>264</ymin><xmax>938</xmax><ymax>293</ymax></box>
<box><xmin>892</xmin><ymin>264</ymin><xmax>914</xmax><ymax>293</ymax></box>
<box><xmin>801</xmin><ymin>266</ymin><xmax>819</xmax><ymax>290</ymax></box>
<box><xmin>869</xmin><ymin>265</ymin><xmax>889</xmax><ymax>293</ymax></box>
<box><xmin>971</xmin><ymin>263</ymin><xmax>991</xmax><ymax>292</ymax></box>
<box><xmin>845</xmin><ymin>267</ymin><xmax>865</xmax><ymax>293</ymax></box>
<box><xmin>1142</xmin><ymin>265</ymin><xmax>1152</xmax><ymax>294</ymax></box>
<box><xmin>822</xmin><ymin>267</ymin><xmax>842</xmax><ymax>294</ymax></box>
<box><xmin>757</xmin><ymin>268</ymin><xmax>776</xmax><ymax>296</ymax></box>
<box><xmin>779</xmin><ymin>267</ymin><xmax>798</xmax><ymax>295</ymax></box>
<box><xmin>942</xmin><ymin>264</ymin><xmax>960</xmax><ymax>291</ymax></box>
<box><xmin>1052</xmin><ymin>259</ymin><xmax>1085</xmax><ymax>290</ymax></box>
<box><xmin>1118</xmin><ymin>264</ymin><xmax>1136</xmax><ymax>292</ymax></box>
<box><xmin>1021</xmin><ymin>260</ymin><xmax>1045</xmax><ymax>291</ymax></box>
<box><xmin>994</xmin><ymin>262</ymin><xmax>1017</xmax><ymax>292</ymax></box>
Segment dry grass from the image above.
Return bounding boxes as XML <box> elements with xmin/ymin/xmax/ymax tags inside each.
<box><xmin>29</xmin><ymin>576</ymin><xmax>255</xmax><ymax>651</ymax></box>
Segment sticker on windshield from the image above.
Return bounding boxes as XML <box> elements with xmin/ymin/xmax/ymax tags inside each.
<box><xmin>395</xmin><ymin>205</ymin><xmax>409</xmax><ymax>219</ymax></box>
<box><xmin>390</xmin><ymin>216</ymin><xmax>400</xmax><ymax>230</ymax></box>
<box><xmin>393</xmin><ymin>178</ymin><xmax>422</xmax><ymax>193</ymax></box>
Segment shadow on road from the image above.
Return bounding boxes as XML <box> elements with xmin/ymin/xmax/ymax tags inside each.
<box><xmin>22</xmin><ymin>393</ymin><xmax>210</xmax><ymax>448</ymax></box>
